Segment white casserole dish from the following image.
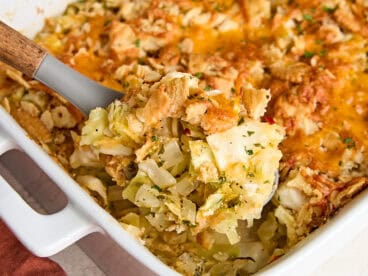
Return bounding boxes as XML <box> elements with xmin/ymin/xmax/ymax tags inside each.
<box><xmin>1</xmin><ymin>1</ymin><xmax>368</xmax><ymax>275</ymax></box>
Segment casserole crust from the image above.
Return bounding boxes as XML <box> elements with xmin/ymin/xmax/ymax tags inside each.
<box><xmin>1</xmin><ymin>0</ymin><xmax>368</xmax><ymax>275</ymax></box>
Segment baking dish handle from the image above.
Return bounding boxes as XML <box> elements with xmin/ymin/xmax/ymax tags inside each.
<box><xmin>0</xmin><ymin>130</ymin><xmax>101</xmax><ymax>257</ymax></box>
<box><xmin>0</xmin><ymin>131</ymin><xmax>17</xmax><ymax>153</ymax></box>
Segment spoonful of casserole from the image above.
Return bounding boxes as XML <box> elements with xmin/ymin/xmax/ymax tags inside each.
<box><xmin>0</xmin><ymin>20</ymin><xmax>283</xmax><ymax>244</ymax></box>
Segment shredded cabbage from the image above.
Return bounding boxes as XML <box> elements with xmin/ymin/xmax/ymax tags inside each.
<box><xmin>214</xmin><ymin>217</ymin><xmax>240</xmax><ymax>245</ymax></box>
<box><xmin>169</xmin><ymin>175</ymin><xmax>198</xmax><ymax>196</ymax></box>
<box><xmin>75</xmin><ymin>70</ymin><xmax>285</xmax><ymax>271</ymax></box>
<box><xmin>138</xmin><ymin>159</ymin><xmax>177</xmax><ymax>188</ymax></box>
<box><xmin>69</xmin><ymin>147</ymin><xmax>101</xmax><ymax>169</ymax></box>
<box><xmin>95</xmin><ymin>137</ymin><xmax>133</xmax><ymax>156</ymax></box>
<box><xmin>77</xmin><ymin>175</ymin><xmax>107</xmax><ymax>206</ymax></box>
<box><xmin>80</xmin><ymin>108</ymin><xmax>108</xmax><ymax>146</ymax></box>
<box><xmin>122</xmin><ymin>171</ymin><xmax>151</xmax><ymax>203</ymax></box>
<box><xmin>107</xmin><ymin>100</ymin><xmax>142</xmax><ymax>142</ymax></box>
<box><xmin>135</xmin><ymin>184</ymin><xmax>161</xmax><ymax>208</ymax></box>
<box><xmin>189</xmin><ymin>140</ymin><xmax>216</xmax><ymax>170</ymax></box>
<box><xmin>160</xmin><ymin>139</ymin><xmax>184</xmax><ymax>169</ymax></box>
<box><xmin>206</xmin><ymin>120</ymin><xmax>284</xmax><ymax>171</ymax></box>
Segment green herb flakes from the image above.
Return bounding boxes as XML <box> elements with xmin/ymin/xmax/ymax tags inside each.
<box><xmin>319</xmin><ymin>49</ymin><xmax>327</xmax><ymax>57</ymax></box>
<box><xmin>195</xmin><ymin>72</ymin><xmax>203</xmax><ymax>79</ymax></box>
<box><xmin>246</xmin><ymin>148</ymin><xmax>254</xmax><ymax>155</ymax></box>
<box><xmin>135</xmin><ymin>39</ymin><xmax>140</xmax><ymax>48</ymax></box>
<box><xmin>204</xmin><ymin>85</ymin><xmax>212</xmax><ymax>91</ymax></box>
<box><xmin>343</xmin><ymin>137</ymin><xmax>356</xmax><ymax>149</ymax></box>
<box><xmin>152</xmin><ymin>185</ymin><xmax>162</xmax><ymax>192</ymax></box>
<box><xmin>303</xmin><ymin>13</ymin><xmax>313</xmax><ymax>22</ymax></box>
<box><xmin>303</xmin><ymin>51</ymin><xmax>315</xmax><ymax>58</ymax></box>
<box><xmin>323</xmin><ymin>6</ymin><xmax>336</xmax><ymax>13</ymax></box>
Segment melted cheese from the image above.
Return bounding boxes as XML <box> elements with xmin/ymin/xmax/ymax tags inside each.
<box><xmin>35</xmin><ymin>0</ymin><xmax>368</xmax><ymax>182</ymax></box>
<box><xmin>282</xmin><ymin>71</ymin><xmax>368</xmax><ymax>176</ymax></box>
<box><xmin>186</xmin><ymin>26</ymin><xmax>244</xmax><ymax>54</ymax></box>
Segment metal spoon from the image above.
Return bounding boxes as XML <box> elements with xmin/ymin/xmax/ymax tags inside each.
<box><xmin>0</xmin><ymin>21</ymin><xmax>122</xmax><ymax>115</ymax></box>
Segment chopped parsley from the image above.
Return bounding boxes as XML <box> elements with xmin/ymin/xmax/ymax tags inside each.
<box><xmin>245</xmin><ymin>148</ymin><xmax>254</xmax><ymax>155</ymax></box>
<box><xmin>231</xmin><ymin>87</ymin><xmax>236</xmax><ymax>94</ymax></box>
<box><xmin>134</xmin><ymin>39</ymin><xmax>140</xmax><ymax>48</ymax></box>
<box><xmin>343</xmin><ymin>137</ymin><xmax>353</xmax><ymax>144</ymax></box>
<box><xmin>195</xmin><ymin>72</ymin><xmax>203</xmax><ymax>79</ymax></box>
<box><xmin>152</xmin><ymin>185</ymin><xmax>162</xmax><ymax>192</ymax></box>
<box><xmin>247</xmin><ymin>131</ymin><xmax>255</xmax><ymax>136</ymax></box>
<box><xmin>151</xmin><ymin>135</ymin><xmax>158</xmax><ymax>142</ymax></box>
<box><xmin>323</xmin><ymin>6</ymin><xmax>336</xmax><ymax>13</ymax></box>
<box><xmin>204</xmin><ymin>85</ymin><xmax>212</xmax><ymax>91</ymax></box>
<box><xmin>343</xmin><ymin>137</ymin><xmax>356</xmax><ymax>149</ymax></box>
<box><xmin>319</xmin><ymin>49</ymin><xmax>327</xmax><ymax>57</ymax></box>
<box><xmin>254</xmin><ymin>143</ymin><xmax>265</xmax><ymax>149</ymax></box>
<box><xmin>303</xmin><ymin>13</ymin><xmax>313</xmax><ymax>22</ymax></box>
<box><xmin>316</xmin><ymin>39</ymin><xmax>323</xmax><ymax>45</ymax></box>
<box><xmin>238</xmin><ymin>117</ymin><xmax>244</xmax><ymax>125</ymax></box>
<box><xmin>303</xmin><ymin>51</ymin><xmax>315</xmax><ymax>58</ymax></box>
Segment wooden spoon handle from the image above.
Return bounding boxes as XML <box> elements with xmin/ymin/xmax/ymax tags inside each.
<box><xmin>0</xmin><ymin>21</ymin><xmax>47</xmax><ymax>78</ymax></box>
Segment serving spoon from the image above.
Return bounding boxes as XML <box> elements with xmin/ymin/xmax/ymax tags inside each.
<box><xmin>0</xmin><ymin>20</ymin><xmax>279</xmax><ymax>205</ymax></box>
<box><xmin>0</xmin><ymin>20</ymin><xmax>122</xmax><ymax>115</ymax></box>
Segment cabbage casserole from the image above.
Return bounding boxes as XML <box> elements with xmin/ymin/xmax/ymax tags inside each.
<box><xmin>2</xmin><ymin>0</ymin><xmax>368</xmax><ymax>275</ymax></box>
<box><xmin>78</xmin><ymin>71</ymin><xmax>283</xmax><ymax>245</ymax></box>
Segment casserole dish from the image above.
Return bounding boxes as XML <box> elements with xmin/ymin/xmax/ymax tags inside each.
<box><xmin>2</xmin><ymin>105</ymin><xmax>368</xmax><ymax>275</ymax></box>
<box><xmin>1</xmin><ymin>1</ymin><xmax>368</xmax><ymax>275</ymax></box>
